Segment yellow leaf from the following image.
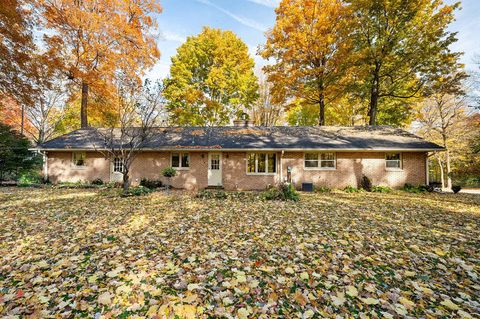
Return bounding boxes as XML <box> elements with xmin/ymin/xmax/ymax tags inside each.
<box><xmin>440</xmin><ymin>299</ymin><xmax>459</xmax><ymax>310</ymax></box>
<box><xmin>346</xmin><ymin>285</ymin><xmax>358</xmax><ymax>297</ymax></box>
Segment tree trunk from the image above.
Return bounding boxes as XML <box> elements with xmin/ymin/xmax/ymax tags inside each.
<box><xmin>318</xmin><ymin>94</ymin><xmax>325</xmax><ymax>126</ymax></box>
<box><xmin>122</xmin><ymin>169</ymin><xmax>130</xmax><ymax>192</ymax></box>
<box><xmin>445</xmin><ymin>149</ymin><xmax>452</xmax><ymax>190</ymax></box>
<box><xmin>368</xmin><ymin>64</ymin><xmax>380</xmax><ymax>126</ymax></box>
<box><xmin>437</xmin><ymin>157</ymin><xmax>445</xmax><ymax>190</ymax></box>
<box><xmin>81</xmin><ymin>81</ymin><xmax>89</xmax><ymax>128</ymax></box>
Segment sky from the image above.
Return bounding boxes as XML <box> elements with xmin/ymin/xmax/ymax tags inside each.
<box><xmin>147</xmin><ymin>0</ymin><xmax>480</xmax><ymax>81</ymax></box>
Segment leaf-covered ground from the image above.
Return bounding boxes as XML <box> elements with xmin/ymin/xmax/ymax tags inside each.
<box><xmin>0</xmin><ymin>188</ymin><xmax>479</xmax><ymax>318</ymax></box>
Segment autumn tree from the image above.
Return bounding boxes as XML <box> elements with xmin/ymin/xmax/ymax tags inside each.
<box><xmin>0</xmin><ymin>0</ymin><xmax>38</xmax><ymax>107</ymax></box>
<box><xmin>261</xmin><ymin>0</ymin><xmax>352</xmax><ymax>126</ymax></box>
<box><xmin>163</xmin><ymin>27</ymin><xmax>258</xmax><ymax>126</ymax></box>
<box><xmin>348</xmin><ymin>0</ymin><xmax>463</xmax><ymax>126</ymax></box>
<box><xmin>250</xmin><ymin>72</ymin><xmax>283</xmax><ymax>126</ymax></box>
<box><xmin>39</xmin><ymin>0</ymin><xmax>162</xmax><ymax>128</ymax></box>
<box><xmin>416</xmin><ymin>90</ymin><xmax>469</xmax><ymax>190</ymax></box>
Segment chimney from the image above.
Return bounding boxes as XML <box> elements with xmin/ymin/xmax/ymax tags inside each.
<box><xmin>233</xmin><ymin>112</ymin><xmax>254</xmax><ymax>127</ymax></box>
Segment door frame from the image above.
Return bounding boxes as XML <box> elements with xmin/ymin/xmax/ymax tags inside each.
<box><xmin>208</xmin><ymin>152</ymin><xmax>223</xmax><ymax>186</ymax></box>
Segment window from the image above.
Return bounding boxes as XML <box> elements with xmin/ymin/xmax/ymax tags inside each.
<box><xmin>113</xmin><ymin>158</ymin><xmax>124</xmax><ymax>173</ymax></box>
<box><xmin>72</xmin><ymin>152</ymin><xmax>86</xmax><ymax>166</ymax></box>
<box><xmin>304</xmin><ymin>152</ymin><xmax>336</xmax><ymax>169</ymax></box>
<box><xmin>172</xmin><ymin>152</ymin><xmax>189</xmax><ymax>169</ymax></box>
<box><xmin>247</xmin><ymin>153</ymin><xmax>276</xmax><ymax>174</ymax></box>
<box><xmin>385</xmin><ymin>153</ymin><xmax>402</xmax><ymax>169</ymax></box>
<box><xmin>210</xmin><ymin>154</ymin><xmax>220</xmax><ymax>170</ymax></box>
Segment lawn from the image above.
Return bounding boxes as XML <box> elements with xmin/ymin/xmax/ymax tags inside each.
<box><xmin>0</xmin><ymin>188</ymin><xmax>479</xmax><ymax>318</ymax></box>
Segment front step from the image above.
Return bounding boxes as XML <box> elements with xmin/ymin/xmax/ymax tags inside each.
<box><xmin>204</xmin><ymin>186</ymin><xmax>224</xmax><ymax>190</ymax></box>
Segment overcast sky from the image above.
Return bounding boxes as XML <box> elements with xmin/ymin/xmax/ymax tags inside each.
<box><xmin>146</xmin><ymin>0</ymin><xmax>480</xmax><ymax>80</ymax></box>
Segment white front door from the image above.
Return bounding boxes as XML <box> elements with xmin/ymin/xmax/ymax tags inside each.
<box><xmin>208</xmin><ymin>153</ymin><xmax>222</xmax><ymax>186</ymax></box>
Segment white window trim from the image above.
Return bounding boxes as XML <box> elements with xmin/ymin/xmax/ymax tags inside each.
<box><xmin>113</xmin><ymin>157</ymin><xmax>124</xmax><ymax>173</ymax></box>
<box><xmin>246</xmin><ymin>152</ymin><xmax>277</xmax><ymax>175</ymax></box>
<box><xmin>385</xmin><ymin>152</ymin><xmax>403</xmax><ymax>171</ymax></box>
<box><xmin>303</xmin><ymin>152</ymin><xmax>336</xmax><ymax>170</ymax></box>
<box><xmin>72</xmin><ymin>151</ymin><xmax>86</xmax><ymax>169</ymax></box>
<box><xmin>171</xmin><ymin>152</ymin><xmax>190</xmax><ymax>170</ymax></box>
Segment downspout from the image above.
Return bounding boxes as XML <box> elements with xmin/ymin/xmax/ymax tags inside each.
<box><xmin>42</xmin><ymin>151</ymin><xmax>48</xmax><ymax>182</ymax></box>
<box><xmin>280</xmin><ymin>150</ymin><xmax>284</xmax><ymax>183</ymax></box>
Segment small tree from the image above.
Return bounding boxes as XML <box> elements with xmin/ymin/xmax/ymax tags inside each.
<box><xmin>162</xmin><ymin>167</ymin><xmax>177</xmax><ymax>191</ymax></box>
<box><xmin>94</xmin><ymin>78</ymin><xmax>165</xmax><ymax>192</ymax></box>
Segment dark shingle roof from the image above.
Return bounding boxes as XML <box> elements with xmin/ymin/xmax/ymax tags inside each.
<box><xmin>37</xmin><ymin>126</ymin><xmax>443</xmax><ymax>151</ymax></box>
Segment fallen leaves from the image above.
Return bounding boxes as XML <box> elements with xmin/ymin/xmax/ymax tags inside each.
<box><xmin>0</xmin><ymin>188</ymin><xmax>479</xmax><ymax>318</ymax></box>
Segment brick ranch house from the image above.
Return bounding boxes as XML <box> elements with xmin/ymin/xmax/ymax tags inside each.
<box><xmin>35</xmin><ymin>124</ymin><xmax>443</xmax><ymax>190</ymax></box>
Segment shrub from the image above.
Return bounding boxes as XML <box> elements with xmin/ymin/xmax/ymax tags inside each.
<box><xmin>57</xmin><ymin>181</ymin><xmax>96</xmax><ymax>189</ymax></box>
<box><xmin>402</xmin><ymin>183</ymin><xmax>428</xmax><ymax>193</ymax></box>
<box><xmin>17</xmin><ymin>171</ymin><xmax>42</xmax><ymax>186</ymax></box>
<box><xmin>91</xmin><ymin>178</ymin><xmax>104</xmax><ymax>185</ymax></box>
<box><xmin>314</xmin><ymin>186</ymin><xmax>331</xmax><ymax>193</ymax></box>
<box><xmin>360</xmin><ymin>175</ymin><xmax>372</xmax><ymax>192</ymax></box>
<box><xmin>343</xmin><ymin>185</ymin><xmax>361</xmax><ymax>193</ymax></box>
<box><xmin>263</xmin><ymin>183</ymin><xmax>299</xmax><ymax>201</ymax></box>
<box><xmin>452</xmin><ymin>185</ymin><xmax>462</xmax><ymax>194</ymax></box>
<box><xmin>162</xmin><ymin>167</ymin><xmax>177</xmax><ymax>178</ymax></box>
<box><xmin>372</xmin><ymin>185</ymin><xmax>392</xmax><ymax>193</ymax></box>
<box><xmin>140</xmin><ymin>178</ymin><xmax>163</xmax><ymax>189</ymax></box>
<box><xmin>196</xmin><ymin>189</ymin><xmax>228</xmax><ymax>199</ymax></box>
<box><xmin>121</xmin><ymin>186</ymin><xmax>152</xmax><ymax>197</ymax></box>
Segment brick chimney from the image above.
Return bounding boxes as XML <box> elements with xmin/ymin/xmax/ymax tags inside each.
<box><xmin>233</xmin><ymin>112</ymin><xmax>254</xmax><ymax>127</ymax></box>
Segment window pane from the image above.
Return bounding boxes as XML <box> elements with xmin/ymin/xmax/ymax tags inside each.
<box><xmin>386</xmin><ymin>153</ymin><xmax>400</xmax><ymax>161</ymax></box>
<box><xmin>73</xmin><ymin>152</ymin><xmax>86</xmax><ymax>166</ymax></box>
<box><xmin>247</xmin><ymin>153</ymin><xmax>256</xmax><ymax>173</ymax></box>
<box><xmin>305</xmin><ymin>153</ymin><xmax>318</xmax><ymax>161</ymax></box>
<box><xmin>181</xmin><ymin>153</ymin><xmax>189</xmax><ymax>167</ymax></box>
<box><xmin>305</xmin><ymin>160</ymin><xmax>318</xmax><ymax>168</ymax></box>
<box><xmin>320</xmin><ymin>160</ymin><xmax>335</xmax><ymax>168</ymax></box>
<box><xmin>321</xmin><ymin>153</ymin><xmax>335</xmax><ymax>161</ymax></box>
<box><xmin>257</xmin><ymin>153</ymin><xmax>266</xmax><ymax>173</ymax></box>
<box><xmin>386</xmin><ymin>160</ymin><xmax>401</xmax><ymax>168</ymax></box>
<box><xmin>211</xmin><ymin>154</ymin><xmax>220</xmax><ymax>170</ymax></box>
<box><xmin>268</xmin><ymin>154</ymin><xmax>276</xmax><ymax>173</ymax></box>
<box><xmin>172</xmin><ymin>153</ymin><xmax>180</xmax><ymax>167</ymax></box>
<box><xmin>114</xmin><ymin>158</ymin><xmax>123</xmax><ymax>173</ymax></box>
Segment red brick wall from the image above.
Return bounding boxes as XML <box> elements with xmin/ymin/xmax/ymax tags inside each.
<box><xmin>46</xmin><ymin>150</ymin><xmax>427</xmax><ymax>190</ymax></box>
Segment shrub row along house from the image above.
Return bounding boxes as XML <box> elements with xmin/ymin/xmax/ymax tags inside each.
<box><xmin>35</xmin><ymin>122</ymin><xmax>443</xmax><ymax>190</ymax></box>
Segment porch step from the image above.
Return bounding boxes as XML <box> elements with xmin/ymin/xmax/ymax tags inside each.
<box><xmin>204</xmin><ymin>186</ymin><xmax>224</xmax><ymax>190</ymax></box>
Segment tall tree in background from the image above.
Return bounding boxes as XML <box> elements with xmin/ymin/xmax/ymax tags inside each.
<box><xmin>163</xmin><ymin>27</ymin><xmax>258</xmax><ymax>126</ymax></box>
<box><xmin>39</xmin><ymin>0</ymin><xmax>162</xmax><ymax>128</ymax></box>
<box><xmin>250</xmin><ymin>73</ymin><xmax>283</xmax><ymax>126</ymax></box>
<box><xmin>416</xmin><ymin>81</ymin><xmax>469</xmax><ymax>190</ymax></box>
<box><xmin>262</xmin><ymin>0</ymin><xmax>352</xmax><ymax>126</ymax></box>
<box><xmin>348</xmin><ymin>0</ymin><xmax>462</xmax><ymax>126</ymax></box>
<box><xmin>0</xmin><ymin>0</ymin><xmax>38</xmax><ymax>107</ymax></box>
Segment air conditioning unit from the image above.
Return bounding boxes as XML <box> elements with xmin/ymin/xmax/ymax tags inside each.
<box><xmin>302</xmin><ymin>182</ymin><xmax>314</xmax><ymax>192</ymax></box>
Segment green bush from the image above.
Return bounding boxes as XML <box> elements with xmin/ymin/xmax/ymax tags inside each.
<box><xmin>360</xmin><ymin>175</ymin><xmax>372</xmax><ymax>192</ymax></box>
<box><xmin>121</xmin><ymin>186</ymin><xmax>152</xmax><ymax>197</ymax></box>
<box><xmin>343</xmin><ymin>185</ymin><xmax>361</xmax><ymax>193</ymax></box>
<box><xmin>91</xmin><ymin>178</ymin><xmax>104</xmax><ymax>185</ymax></box>
<box><xmin>17</xmin><ymin>171</ymin><xmax>42</xmax><ymax>186</ymax></box>
<box><xmin>452</xmin><ymin>185</ymin><xmax>462</xmax><ymax>194</ymax></box>
<box><xmin>263</xmin><ymin>183</ymin><xmax>299</xmax><ymax>201</ymax></box>
<box><xmin>372</xmin><ymin>185</ymin><xmax>392</xmax><ymax>193</ymax></box>
<box><xmin>314</xmin><ymin>186</ymin><xmax>331</xmax><ymax>193</ymax></box>
<box><xmin>162</xmin><ymin>167</ymin><xmax>177</xmax><ymax>178</ymax></box>
<box><xmin>402</xmin><ymin>183</ymin><xmax>430</xmax><ymax>193</ymax></box>
<box><xmin>140</xmin><ymin>178</ymin><xmax>163</xmax><ymax>189</ymax></box>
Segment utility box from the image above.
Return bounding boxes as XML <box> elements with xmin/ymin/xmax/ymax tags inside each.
<box><xmin>302</xmin><ymin>182</ymin><xmax>314</xmax><ymax>192</ymax></box>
